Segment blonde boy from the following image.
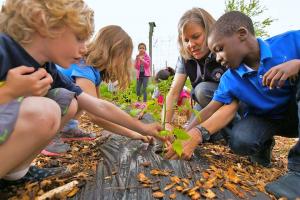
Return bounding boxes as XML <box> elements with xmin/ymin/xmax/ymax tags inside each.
<box><xmin>0</xmin><ymin>0</ymin><xmax>161</xmax><ymax>183</ymax></box>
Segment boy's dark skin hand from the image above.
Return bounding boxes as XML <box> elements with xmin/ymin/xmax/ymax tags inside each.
<box><xmin>263</xmin><ymin>60</ymin><xmax>300</xmax><ymax>89</ymax></box>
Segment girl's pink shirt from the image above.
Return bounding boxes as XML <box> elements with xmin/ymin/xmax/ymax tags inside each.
<box><xmin>134</xmin><ymin>52</ymin><xmax>151</xmax><ymax>79</ymax></box>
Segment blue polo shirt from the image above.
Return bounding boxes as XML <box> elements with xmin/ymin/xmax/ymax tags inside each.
<box><xmin>57</xmin><ymin>61</ymin><xmax>102</xmax><ymax>87</ymax></box>
<box><xmin>213</xmin><ymin>30</ymin><xmax>300</xmax><ymax>119</ymax></box>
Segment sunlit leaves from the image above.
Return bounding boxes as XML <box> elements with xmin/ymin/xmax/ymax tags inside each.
<box><xmin>159</xmin><ymin>130</ymin><xmax>170</xmax><ymax>137</ymax></box>
<box><xmin>173</xmin><ymin>128</ymin><xmax>190</xmax><ymax>140</ymax></box>
<box><xmin>129</xmin><ymin>108</ymin><xmax>141</xmax><ymax>117</ymax></box>
<box><xmin>172</xmin><ymin>140</ymin><xmax>183</xmax><ymax>157</ymax></box>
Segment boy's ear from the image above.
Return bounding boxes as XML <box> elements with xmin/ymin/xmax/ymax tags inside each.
<box><xmin>236</xmin><ymin>27</ymin><xmax>248</xmax><ymax>41</ymax></box>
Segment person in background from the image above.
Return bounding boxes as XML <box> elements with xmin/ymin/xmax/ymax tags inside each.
<box><xmin>152</xmin><ymin>67</ymin><xmax>190</xmax><ymax>107</ymax></box>
<box><xmin>135</xmin><ymin>43</ymin><xmax>151</xmax><ymax>103</ymax></box>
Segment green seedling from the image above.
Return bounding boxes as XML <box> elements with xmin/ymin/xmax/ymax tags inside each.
<box><xmin>157</xmin><ymin>77</ymin><xmax>192</xmax><ymax>157</ymax></box>
<box><xmin>129</xmin><ymin>108</ymin><xmax>142</xmax><ymax>117</ymax></box>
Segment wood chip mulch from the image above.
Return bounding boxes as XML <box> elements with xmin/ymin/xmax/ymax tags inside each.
<box><xmin>1</xmin><ymin>113</ymin><xmax>298</xmax><ymax>199</ymax></box>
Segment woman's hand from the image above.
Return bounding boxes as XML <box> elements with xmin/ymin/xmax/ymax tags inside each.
<box><xmin>164</xmin><ymin>128</ymin><xmax>202</xmax><ymax>160</ymax></box>
<box><xmin>165</xmin><ymin>122</ymin><xmax>174</xmax><ymax>132</ymax></box>
<box><xmin>262</xmin><ymin>60</ymin><xmax>300</xmax><ymax>89</ymax></box>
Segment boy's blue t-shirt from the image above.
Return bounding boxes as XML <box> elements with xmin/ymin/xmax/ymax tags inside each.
<box><xmin>0</xmin><ymin>33</ymin><xmax>82</xmax><ymax>95</ymax></box>
<box><xmin>213</xmin><ymin>30</ymin><xmax>300</xmax><ymax>119</ymax></box>
<box><xmin>57</xmin><ymin>62</ymin><xmax>102</xmax><ymax>87</ymax></box>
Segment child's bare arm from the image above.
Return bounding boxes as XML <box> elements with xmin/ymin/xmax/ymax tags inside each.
<box><xmin>77</xmin><ymin>93</ymin><xmax>162</xmax><ymax>138</ymax></box>
<box><xmin>88</xmin><ymin>113</ymin><xmax>151</xmax><ymax>142</ymax></box>
<box><xmin>0</xmin><ymin>66</ymin><xmax>52</xmax><ymax>104</ymax></box>
<box><xmin>76</xmin><ymin>78</ymin><xmax>153</xmax><ymax>142</ymax></box>
<box><xmin>263</xmin><ymin>59</ymin><xmax>300</xmax><ymax>89</ymax></box>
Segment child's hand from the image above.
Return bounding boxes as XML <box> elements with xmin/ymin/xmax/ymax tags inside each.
<box><xmin>131</xmin><ymin>132</ymin><xmax>153</xmax><ymax>144</ymax></box>
<box><xmin>5</xmin><ymin>66</ymin><xmax>53</xmax><ymax>97</ymax></box>
<box><xmin>142</xmin><ymin>123</ymin><xmax>164</xmax><ymax>141</ymax></box>
<box><xmin>164</xmin><ymin>128</ymin><xmax>202</xmax><ymax>160</ymax></box>
<box><xmin>141</xmin><ymin>136</ymin><xmax>154</xmax><ymax>144</ymax></box>
<box><xmin>262</xmin><ymin>60</ymin><xmax>300</xmax><ymax>89</ymax></box>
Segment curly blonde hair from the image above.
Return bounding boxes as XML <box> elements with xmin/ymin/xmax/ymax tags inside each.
<box><xmin>177</xmin><ymin>8</ymin><xmax>215</xmax><ymax>60</ymax></box>
<box><xmin>85</xmin><ymin>25</ymin><xmax>133</xmax><ymax>89</ymax></box>
<box><xmin>0</xmin><ymin>0</ymin><xmax>94</xmax><ymax>45</ymax></box>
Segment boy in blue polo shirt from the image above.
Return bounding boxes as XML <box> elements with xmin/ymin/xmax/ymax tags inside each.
<box><xmin>165</xmin><ymin>11</ymin><xmax>300</xmax><ymax>198</ymax></box>
<box><xmin>206</xmin><ymin>11</ymin><xmax>300</xmax><ymax>198</ymax></box>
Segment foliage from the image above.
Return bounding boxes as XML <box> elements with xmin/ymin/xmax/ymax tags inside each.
<box><xmin>156</xmin><ymin>77</ymin><xmax>191</xmax><ymax>157</ymax></box>
<box><xmin>100</xmin><ymin>77</ymin><xmax>192</xmax><ymax>157</ymax></box>
<box><xmin>225</xmin><ymin>0</ymin><xmax>276</xmax><ymax>38</ymax></box>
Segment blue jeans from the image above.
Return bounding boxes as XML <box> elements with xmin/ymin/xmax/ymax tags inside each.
<box><xmin>229</xmin><ymin>80</ymin><xmax>300</xmax><ymax>172</ymax></box>
<box><xmin>136</xmin><ymin>76</ymin><xmax>149</xmax><ymax>102</ymax></box>
<box><xmin>191</xmin><ymin>82</ymin><xmax>218</xmax><ymax>107</ymax></box>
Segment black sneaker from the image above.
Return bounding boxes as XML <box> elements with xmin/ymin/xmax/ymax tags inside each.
<box><xmin>249</xmin><ymin>138</ymin><xmax>275</xmax><ymax>167</ymax></box>
<box><xmin>0</xmin><ymin>165</ymin><xmax>67</xmax><ymax>188</ymax></box>
<box><xmin>265</xmin><ymin>170</ymin><xmax>300</xmax><ymax>199</ymax></box>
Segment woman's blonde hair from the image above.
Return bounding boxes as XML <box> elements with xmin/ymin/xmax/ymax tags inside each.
<box><xmin>177</xmin><ymin>8</ymin><xmax>215</xmax><ymax>60</ymax></box>
<box><xmin>85</xmin><ymin>25</ymin><xmax>133</xmax><ymax>89</ymax></box>
<box><xmin>0</xmin><ymin>0</ymin><xmax>94</xmax><ymax>45</ymax></box>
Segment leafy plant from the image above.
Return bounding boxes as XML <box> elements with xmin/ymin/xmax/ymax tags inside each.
<box><xmin>156</xmin><ymin>77</ymin><xmax>191</xmax><ymax>157</ymax></box>
<box><xmin>225</xmin><ymin>0</ymin><xmax>276</xmax><ymax>38</ymax></box>
<box><xmin>129</xmin><ymin>108</ymin><xmax>142</xmax><ymax>117</ymax></box>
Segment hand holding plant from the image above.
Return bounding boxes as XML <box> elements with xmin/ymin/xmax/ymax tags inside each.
<box><xmin>164</xmin><ymin>128</ymin><xmax>202</xmax><ymax>160</ymax></box>
<box><xmin>157</xmin><ymin>77</ymin><xmax>193</xmax><ymax>157</ymax></box>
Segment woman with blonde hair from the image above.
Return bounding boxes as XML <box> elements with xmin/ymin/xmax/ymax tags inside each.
<box><xmin>45</xmin><ymin>25</ymin><xmax>152</xmax><ymax>156</ymax></box>
<box><xmin>164</xmin><ymin>8</ymin><xmax>239</xmax><ymax>160</ymax></box>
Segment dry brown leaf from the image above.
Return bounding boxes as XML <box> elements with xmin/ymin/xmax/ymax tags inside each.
<box><xmin>191</xmin><ymin>192</ymin><xmax>201</xmax><ymax>200</ymax></box>
<box><xmin>225</xmin><ymin>167</ymin><xmax>240</xmax><ymax>184</ymax></box>
<box><xmin>202</xmin><ymin>172</ymin><xmax>210</xmax><ymax>179</ymax></box>
<box><xmin>152</xmin><ymin>191</ymin><xmax>165</xmax><ymax>199</ymax></box>
<box><xmin>182</xmin><ymin>178</ymin><xmax>190</xmax><ymax>185</ymax></box>
<box><xmin>169</xmin><ymin>193</ymin><xmax>176</xmax><ymax>199</ymax></box>
<box><xmin>67</xmin><ymin>187</ymin><xmax>79</xmax><ymax>197</ymax></box>
<box><xmin>203</xmin><ymin>176</ymin><xmax>217</xmax><ymax>189</ymax></box>
<box><xmin>202</xmin><ymin>189</ymin><xmax>216</xmax><ymax>199</ymax></box>
<box><xmin>170</xmin><ymin>176</ymin><xmax>180</xmax><ymax>184</ymax></box>
<box><xmin>163</xmin><ymin>182</ymin><xmax>176</xmax><ymax>191</ymax></box>
<box><xmin>182</xmin><ymin>188</ymin><xmax>190</xmax><ymax>194</ymax></box>
<box><xmin>137</xmin><ymin>172</ymin><xmax>149</xmax><ymax>183</ymax></box>
<box><xmin>188</xmin><ymin>189</ymin><xmax>196</xmax><ymax>197</ymax></box>
<box><xmin>195</xmin><ymin>180</ymin><xmax>202</xmax><ymax>187</ymax></box>
<box><xmin>223</xmin><ymin>182</ymin><xmax>244</xmax><ymax>198</ymax></box>
<box><xmin>142</xmin><ymin>184</ymin><xmax>151</xmax><ymax>188</ymax></box>
<box><xmin>152</xmin><ymin>186</ymin><xmax>160</xmax><ymax>191</ymax></box>
<box><xmin>176</xmin><ymin>185</ymin><xmax>183</xmax><ymax>192</ymax></box>
<box><xmin>40</xmin><ymin>180</ymin><xmax>52</xmax><ymax>188</ymax></box>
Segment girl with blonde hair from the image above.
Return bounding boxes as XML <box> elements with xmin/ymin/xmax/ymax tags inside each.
<box><xmin>47</xmin><ymin>25</ymin><xmax>152</xmax><ymax>156</ymax></box>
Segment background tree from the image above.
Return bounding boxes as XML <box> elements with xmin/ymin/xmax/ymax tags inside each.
<box><xmin>225</xmin><ymin>0</ymin><xmax>275</xmax><ymax>38</ymax></box>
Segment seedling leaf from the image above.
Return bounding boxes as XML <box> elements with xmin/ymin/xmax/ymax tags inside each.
<box><xmin>172</xmin><ymin>139</ymin><xmax>183</xmax><ymax>157</ymax></box>
<box><xmin>159</xmin><ymin>130</ymin><xmax>170</xmax><ymax>137</ymax></box>
<box><xmin>173</xmin><ymin>128</ymin><xmax>190</xmax><ymax>140</ymax></box>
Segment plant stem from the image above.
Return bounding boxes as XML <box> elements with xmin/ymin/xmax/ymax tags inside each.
<box><xmin>163</xmin><ymin>96</ymin><xmax>166</xmax><ymax>130</ymax></box>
